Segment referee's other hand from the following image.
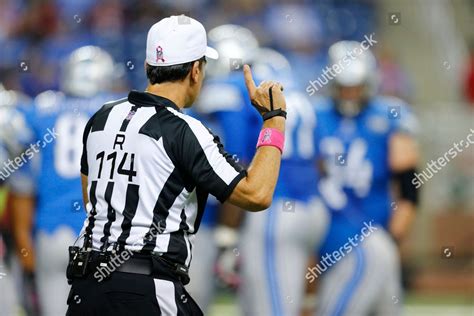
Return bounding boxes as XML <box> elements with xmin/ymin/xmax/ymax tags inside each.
<box><xmin>243</xmin><ymin>64</ymin><xmax>286</xmax><ymax>115</ymax></box>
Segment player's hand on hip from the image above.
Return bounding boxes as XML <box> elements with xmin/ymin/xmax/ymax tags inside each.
<box><xmin>243</xmin><ymin>64</ymin><xmax>286</xmax><ymax>115</ymax></box>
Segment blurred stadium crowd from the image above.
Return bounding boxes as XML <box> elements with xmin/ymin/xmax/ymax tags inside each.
<box><xmin>0</xmin><ymin>0</ymin><xmax>383</xmax><ymax>97</ymax></box>
<box><xmin>0</xmin><ymin>0</ymin><xmax>473</xmax><ymax>316</ymax></box>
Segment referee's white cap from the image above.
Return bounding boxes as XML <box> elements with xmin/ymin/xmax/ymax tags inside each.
<box><xmin>146</xmin><ymin>15</ymin><xmax>219</xmax><ymax>67</ymax></box>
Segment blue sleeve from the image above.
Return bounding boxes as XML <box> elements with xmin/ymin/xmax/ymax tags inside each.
<box><xmin>16</xmin><ymin>104</ymin><xmax>38</xmax><ymax>149</ymax></box>
<box><xmin>313</xmin><ymin>106</ymin><xmax>326</xmax><ymax>158</ymax></box>
<box><xmin>5</xmin><ymin>105</ymin><xmax>38</xmax><ymax>195</ymax></box>
<box><xmin>396</xmin><ymin>107</ymin><xmax>418</xmax><ymax>136</ymax></box>
<box><xmin>313</xmin><ymin>113</ymin><xmax>320</xmax><ymax>158</ymax></box>
<box><xmin>386</xmin><ymin>99</ymin><xmax>419</xmax><ymax>136</ymax></box>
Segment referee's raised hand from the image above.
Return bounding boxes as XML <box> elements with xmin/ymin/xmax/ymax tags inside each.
<box><xmin>243</xmin><ymin>64</ymin><xmax>286</xmax><ymax>116</ymax></box>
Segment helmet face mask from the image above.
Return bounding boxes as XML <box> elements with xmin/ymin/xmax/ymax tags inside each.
<box><xmin>332</xmin><ymin>83</ymin><xmax>369</xmax><ymax>117</ymax></box>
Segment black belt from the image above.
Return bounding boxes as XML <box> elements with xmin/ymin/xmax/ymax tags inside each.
<box><xmin>93</xmin><ymin>251</ymin><xmax>190</xmax><ymax>284</ymax></box>
<box><xmin>116</xmin><ymin>256</ymin><xmax>153</xmax><ymax>274</ymax></box>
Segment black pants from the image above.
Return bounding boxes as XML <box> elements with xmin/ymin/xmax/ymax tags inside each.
<box><xmin>66</xmin><ymin>272</ymin><xmax>203</xmax><ymax>316</ymax></box>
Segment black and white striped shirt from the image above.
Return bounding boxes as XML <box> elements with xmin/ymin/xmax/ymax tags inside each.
<box><xmin>80</xmin><ymin>91</ymin><xmax>246</xmax><ymax>266</ymax></box>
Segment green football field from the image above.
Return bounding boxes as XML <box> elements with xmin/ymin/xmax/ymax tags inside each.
<box><xmin>208</xmin><ymin>292</ymin><xmax>474</xmax><ymax>316</ymax></box>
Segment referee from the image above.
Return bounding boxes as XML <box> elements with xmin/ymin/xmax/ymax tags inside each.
<box><xmin>66</xmin><ymin>15</ymin><xmax>287</xmax><ymax>315</ymax></box>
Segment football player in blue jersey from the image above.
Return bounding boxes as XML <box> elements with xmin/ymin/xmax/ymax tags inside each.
<box><xmin>185</xmin><ymin>24</ymin><xmax>262</xmax><ymax>313</ymax></box>
<box><xmin>235</xmin><ymin>48</ymin><xmax>329</xmax><ymax>316</ymax></box>
<box><xmin>311</xmin><ymin>41</ymin><xmax>419</xmax><ymax>316</ymax></box>
<box><xmin>9</xmin><ymin>46</ymin><xmax>124</xmax><ymax>316</ymax></box>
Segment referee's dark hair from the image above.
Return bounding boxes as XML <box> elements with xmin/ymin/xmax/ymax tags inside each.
<box><xmin>146</xmin><ymin>56</ymin><xmax>206</xmax><ymax>84</ymax></box>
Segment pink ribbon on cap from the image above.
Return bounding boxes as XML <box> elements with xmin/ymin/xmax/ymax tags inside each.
<box><xmin>156</xmin><ymin>46</ymin><xmax>165</xmax><ymax>63</ymax></box>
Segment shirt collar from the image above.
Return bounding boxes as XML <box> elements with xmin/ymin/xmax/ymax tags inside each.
<box><xmin>128</xmin><ymin>90</ymin><xmax>181</xmax><ymax>111</ymax></box>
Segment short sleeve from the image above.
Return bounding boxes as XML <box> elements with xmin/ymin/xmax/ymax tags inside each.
<box><xmin>392</xmin><ymin>109</ymin><xmax>419</xmax><ymax>136</ymax></box>
<box><xmin>1</xmin><ymin>105</ymin><xmax>36</xmax><ymax>157</ymax></box>
<box><xmin>0</xmin><ymin>104</ymin><xmax>37</xmax><ymax>192</ymax></box>
<box><xmin>387</xmin><ymin>100</ymin><xmax>419</xmax><ymax>136</ymax></box>
<box><xmin>170</xmin><ymin>117</ymin><xmax>247</xmax><ymax>203</ymax></box>
<box><xmin>7</xmin><ymin>155</ymin><xmax>38</xmax><ymax>195</ymax></box>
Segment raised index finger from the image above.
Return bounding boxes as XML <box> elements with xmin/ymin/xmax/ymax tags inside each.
<box><xmin>243</xmin><ymin>64</ymin><xmax>257</xmax><ymax>98</ymax></box>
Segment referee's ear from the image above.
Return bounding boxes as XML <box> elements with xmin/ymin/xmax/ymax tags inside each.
<box><xmin>190</xmin><ymin>59</ymin><xmax>205</xmax><ymax>84</ymax></box>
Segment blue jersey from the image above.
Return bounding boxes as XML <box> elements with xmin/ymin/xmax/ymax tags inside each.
<box><xmin>315</xmin><ymin>96</ymin><xmax>417</xmax><ymax>255</ymax></box>
<box><xmin>275</xmin><ymin>85</ymin><xmax>319</xmax><ymax>202</ymax></box>
<box><xmin>188</xmin><ymin>72</ymin><xmax>261</xmax><ymax>227</ymax></box>
<box><xmin>19</xmin><ymin>91</ymin><xmax>123</xmax><ymax>235</ymax></box>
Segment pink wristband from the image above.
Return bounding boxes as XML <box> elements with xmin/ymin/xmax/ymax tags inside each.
<box><xmin>256</xmin><ymin>128</ymin><xmax>285</xmax><ymax>154</ymax></box>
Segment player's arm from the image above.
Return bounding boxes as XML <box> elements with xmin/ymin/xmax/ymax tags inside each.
<box><xmin>227</xmin><ymin>65</ymin><xmax>286</xmax><ymax>211</ymax></box>
<box><xmin>218</xmin><ymin>203</ymin><xmax>245</xmax><ymax>228</ymax></box>
<box><xmin>300</xmin><ymin>255</ymin><xmax>319</xmax><ymax>316</ymax></box>
<box><xmin>81</xmin><ymin>174</ymin><xmax>89</xmax><ymax>206</ymax></box>
<box><xmin>212</xmin><ymin>202</ymin><xmax>244</xmax><ymax>288</ymax></box>
<box><xmin>9</xmin><ymin>161</ymin><xmax>38</xmax><ymax>273</ymax></box>
<box><xmin>388</xmin><ymin>132</ymin><xmax>419</xmax><ymax>243</ymax></box>
<box><xmin>10</xmin><ymin>192</ymin><xmax>36</xmax><ymax>273</ymax></box>
<box><xmin>7</xmin><ymin>107</ymin><xmax>38</xmax><ymax>273</ymax></box>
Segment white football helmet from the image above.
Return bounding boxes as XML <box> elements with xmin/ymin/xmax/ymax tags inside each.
<box><xmin>328</xmin><ymin>41</ymin><xmax>378</xmax><ymax>116</ymax></box>
<box><xmin>206</xmin><ymin>24</ymin><xmax>259</xmax><ymax>77</ymax></box>
<box><xmin>252</xmin><ymin>47</ymin><xmax>292</xmax><ymax>82</ymax></box>
<box><xmin>60</xmin><ymin>46</ymin><xmax>115</xmax><ymax>98</ymax></box>
<box><xmin>0</xmin><ymin>90</ymin><xmax>33</xmax><ymax>158</ymax></box>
